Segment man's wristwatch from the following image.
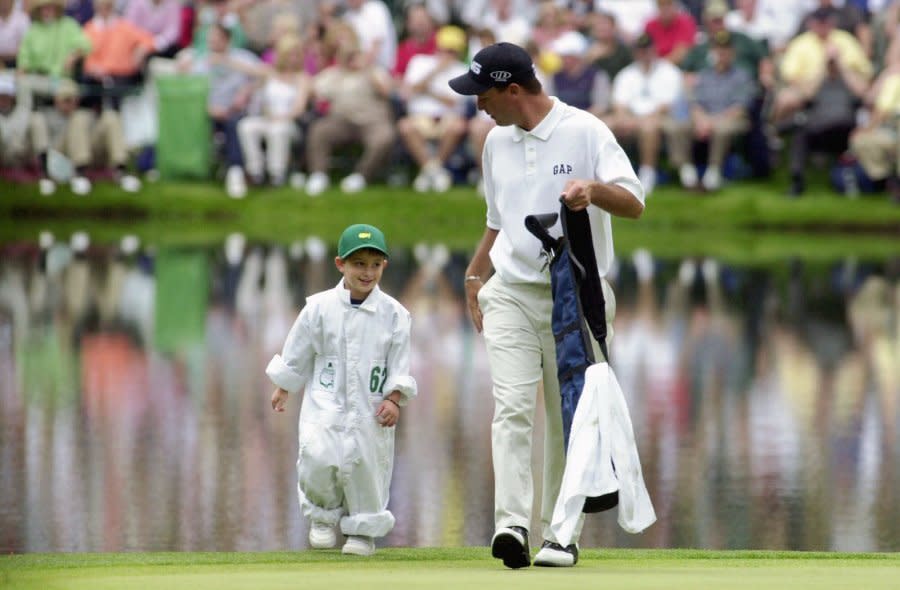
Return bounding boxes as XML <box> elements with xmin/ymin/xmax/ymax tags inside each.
<box><xmin>464</xmin><ymin>275</ymin><xmax>482</xmax><ymax>283</ymax></box>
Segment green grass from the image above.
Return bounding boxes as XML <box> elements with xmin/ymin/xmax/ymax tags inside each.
<box><xmin>2</xmin><ymin>548</ymin><xmax>899</xmax><ymax>590</ymax></box>
<box><xmin>1</xmin><ymin>179</ymin><xmax>898</xmax><ymax>264</ymax></box>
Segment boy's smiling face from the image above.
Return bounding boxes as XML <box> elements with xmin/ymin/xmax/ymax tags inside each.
<box><xmin>335</xmin><ymin>248</ymin><xmax>388</xmax><ymax>300</ymax></box>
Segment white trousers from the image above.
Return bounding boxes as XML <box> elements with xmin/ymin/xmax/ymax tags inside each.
<box><xmin>296</xmin><ymin>418</ymin><xmax>396</xmax><ymax>538</ymax></box>
<box><xmin>478</xmin><ymin>274</ymin><xmax>615</xmax><ymax>543</ymax></box>
<box><xmin>237</xmin><ymin>117</ymin><xmax>297</xmax><ymax>179</ymax></box>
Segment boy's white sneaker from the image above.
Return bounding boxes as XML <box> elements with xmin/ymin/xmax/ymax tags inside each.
<box><xmin>305</xmin><ymin>171</ymin><xmax>329</xmax><ymax>197</ymax></box>
<box><xmin>308</xmin><ymin>523</ymin><xmax>336</xmax><ymax>549</ymax></box>
<box><xmin>341</xmin><ymin>535</ymin><xmax>375</xmax><ymax>556</ymax></box>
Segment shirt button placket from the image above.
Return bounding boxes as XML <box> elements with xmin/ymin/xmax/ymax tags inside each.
<box><xmin>525</xmin><ymin>139</ymin><xmax>537</xmax><ymax>177</ymax></box>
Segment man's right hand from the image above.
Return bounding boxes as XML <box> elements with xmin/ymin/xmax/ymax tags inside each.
<box><xmin>465</xmin><ymin>279</ymin><xmax>484</xmax><ymax>333</ymax></box>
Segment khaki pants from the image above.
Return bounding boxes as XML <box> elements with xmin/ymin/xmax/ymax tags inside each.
<box><xmin>0</xmin><ymin>112</ymin><xmax>49</xmax><ymax>165</ymax></box>
<box><xmin>306</xmin><ymin>114</ymin><xmax>395</xmax><ymax>181</ymax></box>
<box><xmin>664</xmin><ymin>113</ymin><xmax>749</xmax><ymax>168</ymax></box>
<box><xmin>54</xmin><ymin>109</ymin><xmax>128</xmax><ymax>168</ymax></box>
<box><xmin>850</xmin><ymin>122</ymin><xmax>898</xmax><ymax>181</ymax></box>
<box><xmin>477</xmin><ymin>274</ymin><xmax>615</xmax><ymax>542</ymax></box>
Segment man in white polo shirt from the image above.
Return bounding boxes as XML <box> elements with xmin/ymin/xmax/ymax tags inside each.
<box><xmin>449</xmin><ymin>42</ymin><xmax>644</xmax><ymax>569</ymax></box>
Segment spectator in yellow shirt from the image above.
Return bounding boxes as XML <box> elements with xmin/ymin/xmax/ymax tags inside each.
<box><xmin>770</xmin><ymin>6</ymin><xmax>872</xmax><ymax>127</ymax></box>
<box><xmin>851</xmin><ymin>38</ymin><xmax>900</xmax><ymax>202</ymax></box>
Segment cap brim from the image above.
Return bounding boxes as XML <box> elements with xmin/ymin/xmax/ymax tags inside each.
<box><xmin>448</xmin><ymin>72</ymin><xmax>491</xmax><ymax>96</ymax></box>
<box><xmin>340</xmin><ymin>245</ymin><xmax>389</xmax><ymax>259</ymax></box>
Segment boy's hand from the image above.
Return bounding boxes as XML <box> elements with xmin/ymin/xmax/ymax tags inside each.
<box><xmin>271</xmin><ymin>388</ymin><xmax>288</xmax><ymax>412</ymax></box>
<box><xmin>375</xmin><ymin>398</ymin><xmax>400</xmax><ymax>427</ymax></box>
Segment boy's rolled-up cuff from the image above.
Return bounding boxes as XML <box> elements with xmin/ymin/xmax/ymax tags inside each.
<box><xmin>266</xmin><ymin>355</ymin><xmax>305</xmax><ymax>394</ymax></box>
<box><xmin>383</xmin><ymin>375</ymin><xmax>417</xmax><ymax>406</ymax></box>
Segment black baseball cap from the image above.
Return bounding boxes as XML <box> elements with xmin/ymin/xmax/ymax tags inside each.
<box><xmin>448</xmin><ymin>42</ymin><xmax>537</xmax><ymax>95</ymax></box>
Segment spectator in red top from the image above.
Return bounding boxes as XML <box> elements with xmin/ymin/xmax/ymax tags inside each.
<box><xmin>393</xmin><ymin>3</ymin><xmax>437</xmax><ymax>78</ymax></box>
<box><xmin>644</xmin><ymin>0</ymin><xmax>697</xmax><ymax>64</ymax></box>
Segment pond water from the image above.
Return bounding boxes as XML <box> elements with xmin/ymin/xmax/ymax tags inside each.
<box><xmin>0</xmin><ymin>234</ymin><xmax>897</xmax><ymax>553</ymax></box>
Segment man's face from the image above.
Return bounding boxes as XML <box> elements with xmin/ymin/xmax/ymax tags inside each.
<box><xmin>208</xmin><ymin>27</ymin><xmax>228</xmax><ymax>53</ymax></box>
<box><xmin>476</xmin><ymin>86</ymin><xmax>517</xmax><ymax>127</ymax></box>
<box><xmin>95</xmin><ymin>0</ymin><xmax>114</xmax><ymax>17</ymax></box>
<box><xmin>55</xmin><ymin>94</ymin><xmax>78</xmax><ymax>115</ymax></box>
<box><xmin>636</xmin><ymin>45</ymin><xmax>654</xmax><ymax>64</ymax></box>
<box><xmin>39</xmin><ymin>5</ymin><xmax>60</xmax><ymax>23</ymax></box>
<box><xmin>336</xmin><ymin>249</ymin><xmax>387</xmax><ymax>300</ymax></box>
<box><xmin>406</xmin><ymin>5</ymin><xmax>433</xmax><ymax>38</ymax></box>
<box><xmin>810</xmin><ymin>17</ymin><xmax>834</xmax><ymax>40</ymax></box>
<box><xmin>706</xmin><ymin>16</ymin><xmax>725</xmax><ymax>34</ymax></box>
<box><xmin>591</xmin><ymin>14</ymin><xmax>615</xmax><ymax>41</ymax></box>
<box><xmin>657</xmin><ymin>0</ymin><xmax>677</xmax><ymax>22</ymax></box>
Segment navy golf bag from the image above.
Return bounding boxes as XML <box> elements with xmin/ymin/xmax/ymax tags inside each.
<box><xmin>525</xmin><ymin>203</ymin><xmax>619</xmax><ymax>514</ymax></box>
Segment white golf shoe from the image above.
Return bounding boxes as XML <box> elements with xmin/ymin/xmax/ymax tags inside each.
<box><xmin>308</xmin><ymin>522</ymin><xmax>336</xmax><ymax>549</ymax></box>
<box><xmin>701</xmin><ymin>166</ymin><xmax>722</xmax><ymax>191</ymax></box>
<box><xmin>71</xmin><ymin>175</ymin><xmax>92</xmax><ymax>195</ymax></box>
<box><xmin>305</xmin><ymin>171</ymin><xmax>329</xmax><ymax>197</ymax></box>
<box><xmin>533</xmin><ymin>541</ymin><xmax>578</xmax><ymax>567</ymax></box>
<box><xmin>341</xmin><ymin>535</ymin><xmax>375</xmax><ymax>556</ymax></box>
<box><xmin>339</xmin><ymin>172</ymin><xmax>366</xmax><ymax>194</ymax></box>
<box><xmin>39</xmin><ymin>178</ymin><xmax>57</xmax><ymax>196</ymax></box>
<box><xmin>679</xmin><ymin>163</ymin><xmax>698</xmax><ymax>188</ymax></box>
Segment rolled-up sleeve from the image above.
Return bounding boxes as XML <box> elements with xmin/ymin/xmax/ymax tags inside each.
<box><xmin>382</xmin><ymin>308</ymin><xmax>417</xmax><ymax>404</ymax></box>
<box><xmin>266</xmin><ymin>307</ymin><xmax>314</xmax><ymax>394</ymax></box>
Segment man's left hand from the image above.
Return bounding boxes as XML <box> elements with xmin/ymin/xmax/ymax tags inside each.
<box><xmin>561</xmin><ymin>180</ymin><xmax>593</xmax><ymax>211</ymax></box>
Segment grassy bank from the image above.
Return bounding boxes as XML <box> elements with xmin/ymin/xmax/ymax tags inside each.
<box><xmin>3</xmin><ymin>548</ymin><xmax>899</xmax><ymax>590</ymax></box>
<box><xmin>1</xmin><ymin>180</ymin><xmax>897</xmax><ymax>263</ymax></box>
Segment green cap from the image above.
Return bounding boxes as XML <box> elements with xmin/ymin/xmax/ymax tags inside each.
<box><xmin>337</xmin><ymin>224</ymin><xmax>389</xmax><ymax>259</ymax></box>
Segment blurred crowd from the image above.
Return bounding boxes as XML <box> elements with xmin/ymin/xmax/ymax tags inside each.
<box><xmin>0</xmin><ymin>232</ymin><xmax>896</xmax><ymax>551</ymax></box>
<box><xmin>1</xmin><ymin>0</ymin><xmax>899</xmax><ymax>200</ymax></box>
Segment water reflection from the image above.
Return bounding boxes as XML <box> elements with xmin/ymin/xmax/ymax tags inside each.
<box><xmin>0</xmin><ymin>235</ymin><xmax>897</xmax><ymax>553</ymax></box>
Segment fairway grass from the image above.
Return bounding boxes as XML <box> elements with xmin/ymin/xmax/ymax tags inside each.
<box><xmin>3</xmin><ymin>548</ymin><xmax>898</xmax><ymax>590</ymax></box>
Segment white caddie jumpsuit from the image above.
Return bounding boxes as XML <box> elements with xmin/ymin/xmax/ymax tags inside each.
<box><xmin>266</xmin><ymin>281</ymin><xmax>417</xmax><ymax>538</ymax></box>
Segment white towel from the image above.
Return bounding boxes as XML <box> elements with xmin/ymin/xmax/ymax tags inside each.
<box><xmin>550</xmin><ymin>362</ymin><xmax>656</xmax><ymax>546</ymax></box>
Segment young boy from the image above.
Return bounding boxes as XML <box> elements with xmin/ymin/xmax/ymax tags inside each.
<box><xmin>267</xmin><ymin>224</ymin><xmax>416</xmax><ymax>556</ymax></box>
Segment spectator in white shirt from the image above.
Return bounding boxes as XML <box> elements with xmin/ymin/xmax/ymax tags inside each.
<box><xmin>594</xmin><ymin>0</ymin><xmax>657</xmax><ymax>43</ymax></box>
<box><xmin>606</xmin><ymin>33</ymin><xmax>684</xmax><ymax>195</ymax></box>
<box><xmin>482</xmin><ymin>0</ymin><xmax>533</xmax><ymax>46</ymax></box>
<box><xmin>725</xmin><ymin>0</ymin><xmax>811</xmax><ymax>55</ymax></box>
<box><xmin>342</xmin><ymin>0</ymin><xmax>398</xmax><ymax>71</ymax></box>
